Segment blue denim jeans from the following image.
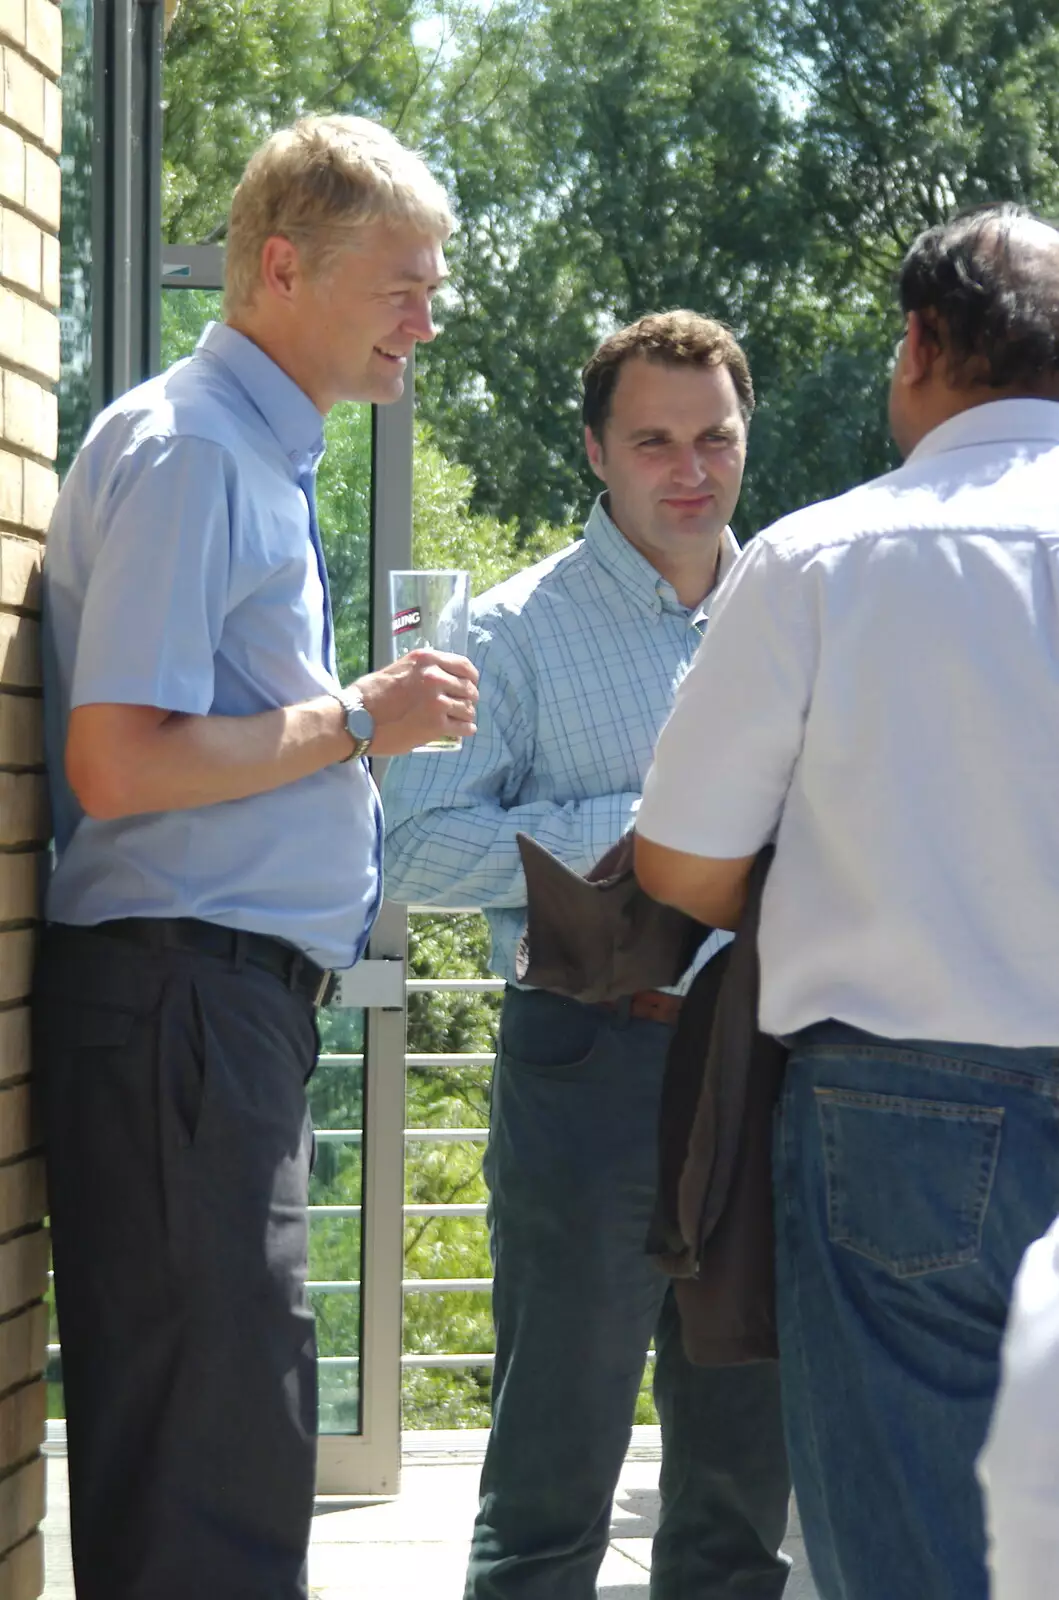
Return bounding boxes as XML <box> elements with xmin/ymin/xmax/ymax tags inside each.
<box><xmin>465</xmin><ymin>986</ymin><xmax>791</xmax><ymax>1600</ymax></box>
<box><xmin>774</xmin><ymin>1022</ymin><xmax>1059</xmax><ymax>1600</ymax></box>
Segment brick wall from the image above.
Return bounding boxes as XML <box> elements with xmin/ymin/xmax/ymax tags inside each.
<box><xmin>0</xmin><ymin>1</ymin><xmax>61</xmax><ymax>1595</ymax></box>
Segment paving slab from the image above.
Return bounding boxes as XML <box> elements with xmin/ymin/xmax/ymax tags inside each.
<box><xmin>41</xmin><ymin>1428</ymin><xmax>820</xmax><ymax>1598</ymax></box>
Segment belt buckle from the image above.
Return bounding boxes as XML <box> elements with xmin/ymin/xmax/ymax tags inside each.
<box><xmin>315</xmin><ymin>968</ymin><xmax>337</xmax><ymax>1008</ymax></box>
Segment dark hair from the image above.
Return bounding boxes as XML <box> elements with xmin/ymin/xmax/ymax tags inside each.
<box><xmin>898</xmin><ymin>202</ymin><xmax>1059</xmax><ymax>391</ymax></box>
<box><xmin>581</xmin><ymin>310</ymin><xmax>755</xmax><ymax>436</ymax></box>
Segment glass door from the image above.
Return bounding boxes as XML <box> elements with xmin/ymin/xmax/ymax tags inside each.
<box><xmin>53</xmin><ymin>0</ymin><xmax>409</xmax><ymax>1502</ymax></box>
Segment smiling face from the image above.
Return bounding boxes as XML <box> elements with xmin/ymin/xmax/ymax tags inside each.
<box><xmin>292</xmin><ymin>218</ymin><xmax>448</xmax><ymax>409</ymax></box>
<box><xmin>585</xmin><ymin>356</ymin><xmax>747</xmax><ymax>601</ymax></box>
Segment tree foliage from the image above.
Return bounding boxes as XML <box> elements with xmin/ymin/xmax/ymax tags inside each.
<box><xmin>162</xmin><ymin>0</ymin><xmax>536</xmax><ymax>244</ymax></box>
<box><xmin>417</xmin><ymin>0</ymin><xmax>1059</xmax><ymax>539</ymax></box>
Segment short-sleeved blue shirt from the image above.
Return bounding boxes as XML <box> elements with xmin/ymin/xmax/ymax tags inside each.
<box><xmin>42</xmin><ymin>321</ymin><xmax>382</xmax><ymax>970</ymax></box>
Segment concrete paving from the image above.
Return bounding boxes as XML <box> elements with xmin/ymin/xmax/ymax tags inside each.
<box><xmin>42</xmin><ymin>1427</ymin><xmax>820</xmax><ymax>1598</ymax></box>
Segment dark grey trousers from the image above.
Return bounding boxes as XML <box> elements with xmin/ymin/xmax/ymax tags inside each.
<box><xmin>33</xmin><ymin>922</ymin><xmax>320</xmax><ymax>1600</ymax></box>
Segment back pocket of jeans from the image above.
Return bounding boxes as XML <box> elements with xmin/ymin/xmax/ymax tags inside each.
<box><xmin>816</xmin><ymin>1088</ymin><xmax>1003</xmax><ymax>1278</ymax></box>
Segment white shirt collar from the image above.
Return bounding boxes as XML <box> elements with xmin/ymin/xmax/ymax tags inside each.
<box><xmin>693</xmin><ymin>525</ymin><xmax>741</xmax><ymax>626</ymax></box>
<box><xmin>907</xmin><ymin>397</ymin><xmax>1059</xmax><ymax>467</ymax></box>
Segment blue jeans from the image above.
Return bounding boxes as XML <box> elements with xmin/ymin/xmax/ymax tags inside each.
<box><xmin>465</xmin><ymin>987</ymin><xmax>791</xmax><ymax>1600</ymax></box>
<box><xmin>774</xmin><ymin>1022</ymin><xmax>1059</xmax><ymax>1600</ymax></box>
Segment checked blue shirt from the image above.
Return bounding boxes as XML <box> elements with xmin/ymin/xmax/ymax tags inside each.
<box><xmin>383</xmin><ymin>496</ymin><xmax>737</xmax><ymax>985</ymax></box>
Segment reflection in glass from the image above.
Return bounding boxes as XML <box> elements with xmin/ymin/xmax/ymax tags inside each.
<box><xmin>58</xmin><ymin>0</ymin><xmax>93</xmax><ymax>475</ymax></box>
<box><xmin>48</xmin><ymin>0</ymin><xmax>97</xmax><ymax>1423</ymax></box>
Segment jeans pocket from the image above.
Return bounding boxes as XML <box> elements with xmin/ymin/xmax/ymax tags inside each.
<box><xmin>816</xmin><ymin>1088</ymin><xmax>1004</xmax><ymax>1278</ymax></box>
<box><xmin>498</xmin><ymin>991</ymin><xmax>606</xmax><ymax>1075</ymax></box>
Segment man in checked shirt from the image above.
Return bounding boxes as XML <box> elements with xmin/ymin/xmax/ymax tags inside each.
<box><xmin>383</xmin><ymin>311</ymin><xmax>790</xmax><ymax>1600</ymax></box>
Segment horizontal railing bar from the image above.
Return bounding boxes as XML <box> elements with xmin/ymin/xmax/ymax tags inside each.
<box><xmin>402</xmin><ymin>1353</ymin><xmax>496</xmax><ymax>1369</ymax></box>
<box><xmin>310</xmin><ymin>1203</ymin><xmax>487</xmax><ymax>1219</ymax></box>
<box><xmin>317</xmin><ymin>1053</ymin><xmax>495</xmax><ymax>1069</ymax></box>
<box><xmin>408</xmin><ymin>1203</ymin><xmax>487</xmax><ymax>1217</ymax></box>
<box><xmin>405</xmin><ymin>1128</ymin><xmax>489</xmax><ymax>1142</ymax></box>
<box><xmin>406</xmin><ymin>906</ymin><xmax>483</xmax><ymax>916</ymax></box>
<box><xmin>317</xmin><ymin>1354</ymin><xmax>498</xmax><ymax>1370</ymax></box>
<box><xmin>406</xmin><ymin>1054</ymin><xmax>494</xmax><ymax>1069</ymax></box>
<box><xmin>313</xmin><ymin>1127</ymin><xmax>488</xmax><ymax>1145</ymax></box>
<box><xmin>309</xmin><ymin>1279</ymin><xmax>491</xmax><ymax>1295</ymax></box>
<box><xmin>406</xmin><ymin>979</ymin><xmax>505</xmax><ymax>993</ymax></box>
<box><xmin>404</xmin><ymin>1278</ymin><xmax>491</xmax><ymax>1293</ymax></box>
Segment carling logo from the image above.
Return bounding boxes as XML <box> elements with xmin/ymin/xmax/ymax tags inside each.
<box><xmin>392</xmin><ymin>606</ymin><xmax>423</xmax><ymax>636</ymax></box>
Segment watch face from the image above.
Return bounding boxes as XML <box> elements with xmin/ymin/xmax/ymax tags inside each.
<box><xmin>349</xmin><ymin>705</ymin><xmax>375</xmax><ymax>742</ymax></box>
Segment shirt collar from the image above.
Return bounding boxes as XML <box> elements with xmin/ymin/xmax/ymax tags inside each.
<box><xmin>583</xmin><ymin>493</ymin><xmax>741</xmax><ymax>622</ymax></box>
<box><xmin>197</xmin><ymin>321</ymin><xmax>326</xmax><ymax>473</ymax></box>
<box><xmin>907</xmin><ymin>397</ymin><xmax>1059</xmax><ymax>467</ymax></box>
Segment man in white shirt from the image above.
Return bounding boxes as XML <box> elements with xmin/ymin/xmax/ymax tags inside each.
<box><xmin>634</xmin><ymin>203</ymin><xmax>1059</xmax><ymax>1600</ymax></box>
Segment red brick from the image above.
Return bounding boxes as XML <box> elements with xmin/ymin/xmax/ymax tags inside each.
<box><xmin>0</xmin><ymin>1157</ymin><xmax>44</xmax><ymax>1237</ymax></box>
<box><xmin>24</xmin><ymin>0</ymin><xmax>59</xmax><ymax>78</ymax></box>
<box><xmin>0</xmin><ymin>1306</ymin><xmax>46</xmax><ymax>1391</ymax></box>
<box><xmin>0</xmin><ymin>852</ymin><xmax>36</xmax><ymax>921</ymax></box>
<box><xmin>0</xmin><ymin>772</ymin><xmax>47</xmax><ymax>845</ymax></box>
<box><xmin>0</xmin><ymin>534</ymin><xmax>40</xmax><ymax>608</ymax></box>
<box><xmin>0</xmin><ymin>929</ymin><xmax>32</xmax><ymax>1003</ymax></box>
<box><xmin>0</xmin><ymin>1006</ymin><xmax>29</xmax><ymax>1085</ymax></box>
<box><xmin>0</xmin><ymin>613</ymin><xmax>37</xmax><ymax>688</ymax></box>
<box><xmin>0</xmin><ymin>1528</ymin><xmax>43</xmax><ymax>1600</ymax></box>
<box><xmin>0</xmin><ymin>1232</ymin><xmax>47</xmax><ymax>1319</ymax></box>
<box><xmin>0</xmin><ymin>695</ymin><xmax>41</xmax><ymax>766</ymax></box>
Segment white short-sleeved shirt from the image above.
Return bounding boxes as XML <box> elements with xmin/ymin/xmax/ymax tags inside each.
<box><xmin>637</xmin><ymin>398</ymin><xmax>1059</xmax><ymax>1046</ymax></box>
<box><xmin>977</xmin><ymin>1213</ymin><xmax>1059</xmax><ymax>1598</ymax></box>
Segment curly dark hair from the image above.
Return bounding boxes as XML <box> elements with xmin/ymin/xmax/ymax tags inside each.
<box><xmin>581</xmin><ymin>310</ymin><xmax>755</xmax><ymax>436</ymax></box>
<box><xmin>898</xmin><ymin>203</ymin><xmax>1059</xmax><ymax>392</ymax></box>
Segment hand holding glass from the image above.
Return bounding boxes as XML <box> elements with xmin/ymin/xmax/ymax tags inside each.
<box><xmin>389</xmin><ymin>570</ymin><xmax>471</xmax><ymax>751</ymax></box>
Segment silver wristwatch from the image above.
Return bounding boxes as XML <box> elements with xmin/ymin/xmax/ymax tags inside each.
<box><xmin>332</xmin><ymin>687</ymin><xmax>375</xmax><ymax>761</ymax></box>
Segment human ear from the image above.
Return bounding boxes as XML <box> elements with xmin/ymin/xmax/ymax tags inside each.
<box><xmin>584</xmin><ymin>425</ymin><xmax>607</xmax><ymax>482</ymax></box>
<box><xmin>900</xmin><ymin>311</ymin><xmax>940</xmax><ymax>386</ymax></box>
<box><xmin>259</xmin><ymin>236</ymin><xmax>303</xmax><ymax>302</ymax></box>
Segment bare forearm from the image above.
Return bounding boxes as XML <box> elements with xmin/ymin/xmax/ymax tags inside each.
<box><xmin>68</xmin><ymin>697</ymin><xmax>351</xmax><ymax>819</ymax></box>
<box><xmin>68</xmin><ymin>649</ymin><xmax>480</xmax><ymax>821</ymax></box>
<box><xmin>633</xmin><ymin>834</ymin><xmax>753</xmax><ymax>931</ymax></box>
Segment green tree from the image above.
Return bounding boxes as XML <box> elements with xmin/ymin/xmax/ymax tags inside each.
<box><xmin>163</xmin><ymin>0</ymin><xmax>537</xmax><ymax>244</ymax></box>
<box><xmin>418</xmin><ymin>0</ymin><xmax>800</xmax><ymax>536</ymax></box>
<box><xmin>58</xmin><ymin>0</ymin><xmax>94</xmax><ymax>473</ymax></box>
<box><xmin>163</xmin><ymin>0</ymin><xmax>423</xmax><ymax>244</ymax></box>
<box><xmin>419</xmin><ymin>0</ymin><xmax>1059</xmax><ymax>540</ymax></box>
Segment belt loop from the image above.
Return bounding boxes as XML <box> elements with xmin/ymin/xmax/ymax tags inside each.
<box><xmin>232</xmin><ymin>930</ymin><xmax>247</xmax><ymax>973</ymax></box>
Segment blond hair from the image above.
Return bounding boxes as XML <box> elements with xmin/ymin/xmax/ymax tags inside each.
<box><xmin>224</xmin><ymin>114</ymin><xmax>454</xmax><ymax>314</ymax></box>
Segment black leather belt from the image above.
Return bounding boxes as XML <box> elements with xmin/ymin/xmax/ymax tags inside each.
<box><xmin>94</xmin><ymin>917</ymin><xmax>338</xmax><ymax>1007</ymax></box>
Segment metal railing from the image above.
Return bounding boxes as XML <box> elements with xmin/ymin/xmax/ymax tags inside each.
<box><xmin>313</xmin><ymin>971</ymin><xmax>503</xmax><ymax>1376</ymax></box>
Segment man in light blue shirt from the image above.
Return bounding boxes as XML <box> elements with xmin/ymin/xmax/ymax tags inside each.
<box><xmin>384</xmin><ymin>312</ymin><xmax>790</xmax><ymax>1600</ymax></box>
<box><xmin>34</xmin><ymin>115</ymin><xmax>477</xmax><ymax>1600</ymax></box>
